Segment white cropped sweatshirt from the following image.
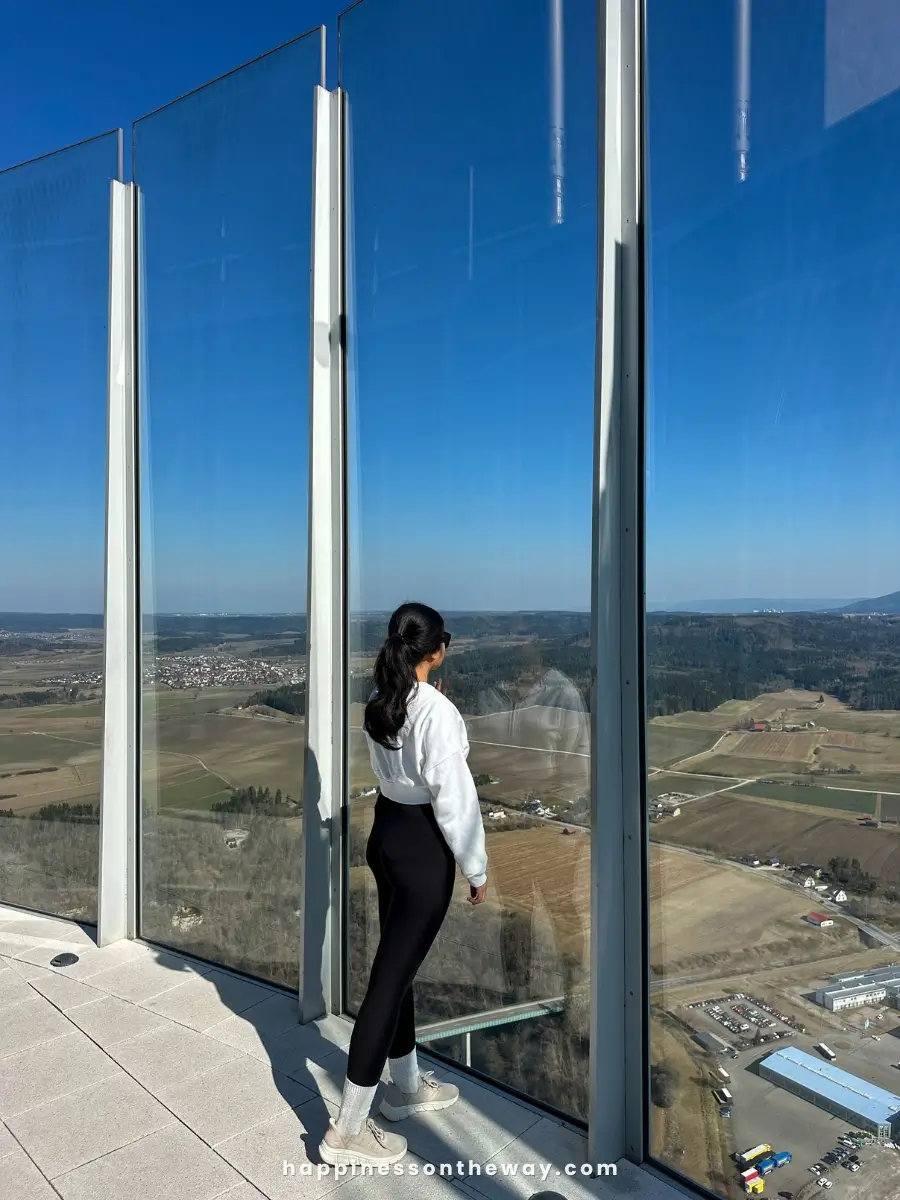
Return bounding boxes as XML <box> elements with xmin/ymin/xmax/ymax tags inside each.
<box><xmin>364</xmin><ymin>682</ymin><xmax>488</xmax><ymax>887</ymax></box>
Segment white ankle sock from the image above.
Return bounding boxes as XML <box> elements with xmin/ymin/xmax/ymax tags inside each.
<box><xmin>389</xmin><ymin>1049</ymin><xmax>420</xmax><ymax>1094</ymax></box>
<box><xmin>335</xmin><ymin>1079</ymin><xmax>377</xmax><ymax>1137</ymax></box>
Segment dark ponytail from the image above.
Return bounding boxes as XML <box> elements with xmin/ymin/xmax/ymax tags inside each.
<box><xmin>364</xmin><ymin>602</ymin><xmax>446</xmax><ymax>749</ymax></box>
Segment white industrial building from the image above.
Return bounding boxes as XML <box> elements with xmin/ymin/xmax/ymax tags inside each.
<box><xmin>816</xmin><ymin>966</ymin><xmax>900</xmax><ymax>1012</ymax></box>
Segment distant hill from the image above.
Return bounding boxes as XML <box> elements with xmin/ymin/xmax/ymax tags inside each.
<box><xmin>840</xmin><ymin>590</ymin><xmax>900</xmax><ymax>614</ymax></box>
<box><xmin>649</xmin><ymin>598</ymin><xmax>853</xmax><ymax>614</ymax></box>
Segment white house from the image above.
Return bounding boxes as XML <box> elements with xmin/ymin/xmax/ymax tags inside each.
<box><xmin>833</xmin><ymin>890</ymin><xmax>848</xmax><ymax>903</ymax></box>
<box><xmin>803</xmin><ymin>877</ymin><xmax>816</xmax><ymax>888</ymax></box>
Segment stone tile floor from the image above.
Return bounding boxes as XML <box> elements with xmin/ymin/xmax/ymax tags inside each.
<box><xmin>0</xmin><ymin>903</ymin><xmax>677</xmax><ymax>1200</ymax></box>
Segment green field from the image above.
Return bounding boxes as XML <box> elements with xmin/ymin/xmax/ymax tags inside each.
<box><xmin>647</xmin><ymin>772</ymin><xmax>725</xmax><ymax>800</ymax></box>
<box><xmin>157</xmin><ymin>770</ymin><xmax>233</xmax><ymax>810</ymax></box>
<box><xmin>733</xmin><ymin>780</ymin><xmax>876</xmax><ymax>813</ymax></box>
<box><xmin>147</xmin><ymin>688</ymin><xmax>250</xmax><ymax>718</ymax></box>
<box><xmin>646</xmin><ymin>723</ymin><xmax>719</xmax><ymax>769</ymax></box>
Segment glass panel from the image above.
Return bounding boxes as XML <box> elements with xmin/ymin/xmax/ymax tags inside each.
<box><xmin>0</xmin><ymin>134</ymin><xmax>118</xmax><ymax>924</ymax></box>
<box><xmin>136</xmin><ymin>34</ymin><xmax>319</xmax><ymax>987</ymax></box>
<box><xmin>341</xmin><ymin>0</ymin><xmax>596</xmax><ymax>1118</ymax></box>
<box><xmin>647</xmin><ymin>1</ymin><xmax>900</xmax><ymax>1193</ymax></box>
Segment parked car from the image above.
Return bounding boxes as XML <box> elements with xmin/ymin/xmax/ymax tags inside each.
<box><xmin>818</xmin><ymin>1180</ymin><xmax>833</xmax><ymax>1190</ymax></box>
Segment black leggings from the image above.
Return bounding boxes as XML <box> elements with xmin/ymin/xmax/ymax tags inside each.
<box><xmin>346</xmin><ymin>794</ymin><xmax>456</xmax><ymax>1087</ymax></box>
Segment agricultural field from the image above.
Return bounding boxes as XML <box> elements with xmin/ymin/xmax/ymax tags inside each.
<box><xmin>144</xmin><ymin>705</ymin><xmax>306</xmax><ymax>811</ymax></box>
<box><xmin>652</xmin><ymin>690</ymin><xmax>900</xmax><ymax>809</ymax></box>
<box><xmin>465</xmin><ymin>704</ymin><xmax>589</xmax><ymax>756</ymax></box>
<box><xmin>732</xmin><ymin>779</ymin><xmax>876</xmax><ymax>813</ymax></box>
<box><xmin>485</xmin><ymin>823</ymin><xmax>590</xmax><ymax>964</ymax></box>
<box><xmin>465</xmin><ymin>704</ymin><xmax>589</xmax><ymax>808</ymax></box>
<box><xmin>145</xmin><ymin>687</ymin><xmax>249</xmax><ymax>719</ymax></box>
<box><xmin>349</xmin><ymin>807</ymin><xmax>591</xmax><ymax>1002</ymax></box>
<box><xmin>648</xmin><ymin>772</ymin><xmax>729</xmax><ymax>800</ymax></box>
<box><xmin>0</xmin><ymin>632</ymin><xmax>105</xmax><ymax>918</ymax></box>
<box><xmin>646</xmin><ymin>723</ymin><xmax>721</xmax><ymax>769</ymax></box>
<box><xmin>655</xmin><ymin>793</ymin><xmax>900</xmax><ymax>886</ymax></box>
<box><xmin>649</xmin><ymin>846</ymin><xmax>856</xmax><ymax>981</ymax></box>
<box><xmin>0</xmin><ymin>705</ymin><xmax>103</xmax><ymax>813</ymax></box>
<box><xmin>350</xmin><ymin>704</ymin><xmax>590</xmax><ymax>812</ymax></box>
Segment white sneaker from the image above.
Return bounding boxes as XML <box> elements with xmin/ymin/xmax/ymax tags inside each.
<box><xmin>379</xmin><ymin>1071</ymin><xmax>460</xmax><ymax>1121</ymax></box>
<box><xmin>319</xmin><ymin>1117</ymin><xmax>407</xmax><ymax>1167</ymax></box>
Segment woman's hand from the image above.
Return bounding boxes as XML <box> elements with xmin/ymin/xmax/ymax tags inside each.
<box><xmin>468</xmin><ymin>881</ymin><xmax>487</xmax><ymax>906</ymax></box>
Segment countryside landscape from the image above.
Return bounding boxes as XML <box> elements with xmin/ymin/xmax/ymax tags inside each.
<box><xmin>7</xmin><ymin>601</ymin><xmax>900</xmax><ymax>1184</ymax></box>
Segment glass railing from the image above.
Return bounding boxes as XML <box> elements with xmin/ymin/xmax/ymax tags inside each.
<box><xmin>646</xmin><ymin>0</ymin><xmax>900</xmax><ymax>1192</ymax></box>
<box><xmin>341</xmin><ymin>0</ymin><xmax>597</xmax><ymax>1119</ymax></box>
<box><xmin>0</xmin><ymin>133</ymin><xmax>119</xmax><ymax>924</ymax></box>
<box><xmin>135</xmin><ymin>32</ymin><xmax>321</xmax><ymax>986</ymax></box>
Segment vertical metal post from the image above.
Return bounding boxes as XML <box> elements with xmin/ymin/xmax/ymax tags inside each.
<box><xmin>735</xmin><ymin>0</ymin><xmax>751</xmax><ymax>182</ymax></box>
<box><xmin>301</xmin><ymin>85</ymin><xmax>346</xmax><ymax>1022</ymax></box>
<box><xmin>549</xmin><ymin>0</ymin><xmax>566</xmax><ymax>224</ymax></box>
<box><xmin>589</xmin><ymin>0</ymin><xmax>643</xmax><ymax>1168</ymax></box>
<box><xmin>97</xmin><ymin>180</ymin><xmax>139</xmax><ymax>947</ymax></box>
<box><xmin>465</xmin><ymin>1031</ymin><xmax>472</xmax><ymax>1068</ymax></box>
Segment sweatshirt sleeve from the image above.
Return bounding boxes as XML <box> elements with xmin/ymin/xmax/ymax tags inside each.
<box><xmin>422</xmin><ymin>705</ymin><xmax>488</xmax><ymax>887</ymax></box>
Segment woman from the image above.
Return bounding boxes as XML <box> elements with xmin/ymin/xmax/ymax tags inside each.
<box><xmin>320</xmin><ymin>602</ymin><xmax>488</xmax><ymax>1167</ymax></box>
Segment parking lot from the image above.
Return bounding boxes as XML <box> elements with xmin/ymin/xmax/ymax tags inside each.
<box><xmin>685</xmin><ymin>990</ymin><xmax>801</xmax><ymax>1052</ymax></box>
<box><xmin>724</xmin><ymin>1036</ymin><xmax>900</xmax><ymax>1198</ymax></box>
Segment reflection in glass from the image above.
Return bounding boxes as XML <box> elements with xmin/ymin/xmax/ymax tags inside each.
<box><xmin>0</xmin><ymin>134</ymin><xmax>118</xmax><ymax>923</ymax></box>
<box><xmin>341</xmin><ymin>0</ymin><xmax>596</xmax><ymax>1118</ymax></box>
<box><xmin>136</xmin><ymin>34</ymin><xmax>319</xmax><ymax>987</ymax></box>
<box><xmin>648</xmin><ymin>2</ymin><xmax>900</xmax><ymax>1194</ymax></box>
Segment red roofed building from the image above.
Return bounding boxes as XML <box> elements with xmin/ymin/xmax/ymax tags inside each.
<box><xmin>807</xmin><ymin>912</ymin><xmax>834</xmax><ymax>928</ymax></box>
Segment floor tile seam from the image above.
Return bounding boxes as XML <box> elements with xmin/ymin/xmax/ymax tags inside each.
<box><xmin>134</xmin><ymin>978</ymin><xmax>292</xmax><ymax>1027</ymax></box>
<box><xmin>56</xmin><ymin>975</ymin><xmax>280</xmax><ymax>1042</ymax></box>
<box><xmin>21</xmin><ymin>974</ymin><xmax>265</xmax><ymax>1194</ymax></box>
<box><xmin>41</xmin><ymin>1116</ymin><xmax>180</xmax><ymax>1182</ymax></box>
<box><xmin>0</xmin><ymin>1116</ymin><xmax>67</xmax><ymax>1198</ymax></box>
<box><xmin>205</xmin><ymin>1085</ymin><xmax>318</xmax><ymax>1150</ymax></box>
<box><xmin>0</xmin><ymin>1027</ymin><xmax>73</xmax><ymax>1066</ymax></box>
<box><xmin>128</xmin><ymin>938</ymin><xmax>293</xmax><ymax>997</ymax></box>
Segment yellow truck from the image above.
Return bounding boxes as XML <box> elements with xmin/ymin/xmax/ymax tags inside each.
<box><xmin>744</xmin><ymin>1179</ymin><xmax>764</xmax><ymax>1195</ymax></box>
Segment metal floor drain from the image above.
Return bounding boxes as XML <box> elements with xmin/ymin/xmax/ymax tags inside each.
<box><xmin>50</xmin><ymin>952</ymin><xmax>79</xmax><ymax>967</ymax></box>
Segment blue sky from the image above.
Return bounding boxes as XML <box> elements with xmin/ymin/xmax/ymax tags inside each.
<box><xmin>647</xmin><ymin>0</ymin><xmax>900</xmax><ymax>604</ymax></box>
<box><xmin>2</xmin><ymin>1</ymin><xmax>900</xmax><ymax>612</ymax></box>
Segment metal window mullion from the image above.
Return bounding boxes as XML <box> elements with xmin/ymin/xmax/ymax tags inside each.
<box><xmin>589</xmin><ymin>0</ymin><xmax>644</xmax><ymax>1168</ymax></box>
<box><xmin>301</xmin><ymin>85</ymin><xmax>345</xmax><ymax>1022</ymax></box>
<box><xmin>98</xmin><ymin>180</ymin><xmax>139</xmax><ymax>947</ymax></box>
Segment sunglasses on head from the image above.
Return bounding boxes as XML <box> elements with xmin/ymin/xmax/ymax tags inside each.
<box><xmin>441</xmin><ymin>631</ymin><xmax>452</xmax><ymax>648</ymax></box>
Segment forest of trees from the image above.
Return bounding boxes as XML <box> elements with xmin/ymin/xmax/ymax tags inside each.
<box><xmin>0</xmin><ymin>801</ymin><xmax>98</xmax><ymax>822</ymax></box>
<box><xmin>829</xmin><ymin>855</ymin><xmax>878</xmax><ymax>894</ymax></box>
<box><xmin>245</xmin><ymin>683</ymin><xmax>307</xmax><ymax>716</ymax></box>
<box><xmin>350</xmin><ymin>612</ymin><xmax>900</xmax><ymax>722</ymax></box>
<box><xmin>249</xmin><ymin>637</ymin><xmax>306</xmax><ymax>659</ymax></box>
<box><xmin>646</xmin><ymin>613</ymin><xmax>900</xmax><ymax>716</ymax></box>
<box><xmin>350</xmin><ymin>641</ymin><xmax>592</xmax><ymax>715</ymax></box>
<box><xmin>211</xmin><ymin>785</ymin><xmax>298</xmax><ymax>816</ymax></box>
<box><xmin>0</xmin><ymin>688</ymin><xmax>79</xmax><ymax>708</ymax></box>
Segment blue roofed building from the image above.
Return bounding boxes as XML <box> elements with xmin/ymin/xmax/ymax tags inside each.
<box><xmin>759</xmin><ymin>1045</ymin><xmax>900</xmax><ymax>1138</ymax></box>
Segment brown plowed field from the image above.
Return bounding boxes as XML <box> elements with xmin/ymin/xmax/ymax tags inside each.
<box><xmin>726</xmin><ymin>731</ymin><xmax>818</xmax><ymax>761</ymax></box>
<box><xmin>657</xmin><ymin>793</ymin><xmax>900</xmax><ymax>885</ymax></box>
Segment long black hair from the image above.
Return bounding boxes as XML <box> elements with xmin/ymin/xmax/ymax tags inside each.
<box><xmin>364</xmin><ymin>602</ymin><xmax>446</xmax><ymax>749</ymax></box>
